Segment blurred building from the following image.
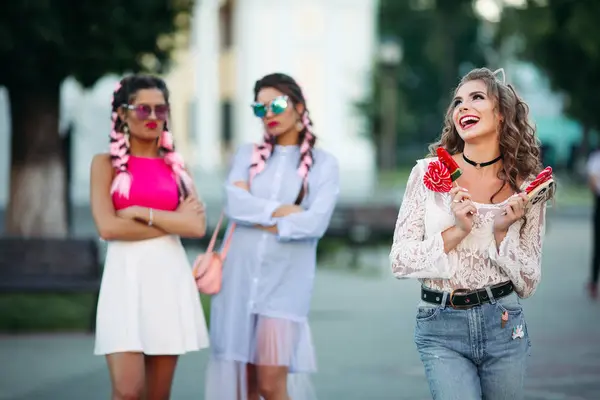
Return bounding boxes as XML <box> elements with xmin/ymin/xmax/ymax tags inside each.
<box><xmin>180</xmin><ymin>0</ymin><xmax>380</xmax><ymax>203</ymax></box>
<box><xmin>0</xmin><ymin>0</ymin><xmax>380</xmax><ymax>208</ymax></box>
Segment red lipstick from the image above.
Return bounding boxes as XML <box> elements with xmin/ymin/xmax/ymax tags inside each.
<box><xmin>267</xmin><ymin>121</ymin><xmax>279</xmax><ymax>128</ymax></box>
<box><xmin>145</xmin><ymin>121</ymin><xmax>158</xmax><ymax>129</ymax></box>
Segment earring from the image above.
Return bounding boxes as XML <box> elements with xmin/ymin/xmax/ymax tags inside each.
<box><xmin>122</xmin><ymin>124</ymin><xmax>130</xmax><ymax>147</ymax></box>
<box><xmin>295</xmin><ymin>120</ymin><xmax>304</xmax><ymax>131</ymax></box>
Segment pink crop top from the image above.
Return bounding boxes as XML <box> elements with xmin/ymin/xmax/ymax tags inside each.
<box><xmin>112</xmin><ymin>156</ymin><xmax>180</xmax><ymax>211</ymax></box>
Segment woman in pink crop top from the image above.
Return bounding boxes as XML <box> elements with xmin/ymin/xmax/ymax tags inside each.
<box><xmin>90</xmin><ymin>75</ymin><xmax>209</xmax><ymax>399</ymax></box>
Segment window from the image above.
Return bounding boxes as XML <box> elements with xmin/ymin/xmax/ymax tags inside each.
<box><xmin>219</xmin><ymin>0</ymin><xmax>233</xmax><ymax>51</ymax></box>
<box><xmin>221</xmin><ymin>100</ymin><xmax>233</xmax><ymax>151</ymax></box>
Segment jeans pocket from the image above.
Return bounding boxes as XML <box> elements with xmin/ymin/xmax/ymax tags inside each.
<box><xmin>495</xmin><ymin>296</ymin><xmax>523</xmax><ymax>315</ymax></box>
<box><xmin>416</xmin><ymin>305</ymin><xmax>441</xmax><ymax>322</ymax></box>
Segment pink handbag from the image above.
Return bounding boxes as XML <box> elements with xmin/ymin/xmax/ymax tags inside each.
<box><xmin>192</xmin><ymin>212</ymin><xmax>236</xmax><ymax>295</ymax></box>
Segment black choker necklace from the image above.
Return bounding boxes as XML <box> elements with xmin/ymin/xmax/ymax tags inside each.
<box><xmin>463</xmin><ymin>153</ymin><xmax>503</xmax><ymax>169</ymax></box>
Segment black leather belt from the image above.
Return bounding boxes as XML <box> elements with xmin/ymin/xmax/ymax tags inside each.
<box><xmin>421</xmin><ymin>281</ymin><xmax>514</xmax><ymax>309</ymax></box>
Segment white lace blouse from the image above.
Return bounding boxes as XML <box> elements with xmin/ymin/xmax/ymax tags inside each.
<box><xmin>389</xmin><ymin>158</ymin><xmax>547</xmax><ymax>298</ymax></box>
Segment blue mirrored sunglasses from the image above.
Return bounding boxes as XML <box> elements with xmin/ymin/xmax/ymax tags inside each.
<box><xmin>251</xmin><ymin>95</ymin><xmax>289</xmax><ymax>118</ymax></box>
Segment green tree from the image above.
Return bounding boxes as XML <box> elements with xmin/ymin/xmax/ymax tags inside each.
<box><xmin>372</xmin><ymin>0</ymin><xmax>486</xmax><ymax>165</ymax></box>
<box><xmin>498</xmin><ymin>0</ymin><xmax>600</xmax><ymax>155</ymax></box>
<box><xmin>0</xmin><ymin>0</ymin><xmax>193</xmax><ymax>237</ymax></box>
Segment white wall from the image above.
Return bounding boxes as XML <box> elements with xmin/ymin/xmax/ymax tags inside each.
<box><xmin>190</xmin><ymin>0</ymin><xmax>222</xmax><ymax>173</ymax></box>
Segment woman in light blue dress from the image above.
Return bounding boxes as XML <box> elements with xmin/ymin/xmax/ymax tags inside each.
<box><xmin>205</xmin><ymin>73</ymin><xmax>340</xmax><ymax>400</ymax></box>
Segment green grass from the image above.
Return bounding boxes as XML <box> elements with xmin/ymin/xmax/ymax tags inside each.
<box><xmin>0</xmin><ymin>293</ymin><xmax>212</xmax><ymax>333</ymax></box>
<box><xmin>200</xmin><ymin>293</ymin><xmax>211</xmax><ymax>324</ymax></box>
<box><xmin>0</xmin><ymin>293</ymin><xmax>97</xmax><ymax>333</ymax></box>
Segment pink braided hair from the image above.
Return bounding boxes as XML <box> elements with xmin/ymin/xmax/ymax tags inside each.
<box><xmin>109</xmin><ymin>82</ymin><xmax>133</xmax><ymax>198</ymax></box>
<box><xmin>159</xmin><ymin>129</ymin><xmax>194</xmax><ymax>196</ymax></box>
<box><xmin>248</xmin><ymin>132</ymin><xmax>276</xmax><ymax>184</ymax></box>
<box><xmin>248</xmin><ymin>110</ymin><xmax>316</xmax><ymax>194</ymax></box>
<box><xmin>298</xmin><ymin>111</ymin><xmax>316</xmax><ymax>193</ymax></box>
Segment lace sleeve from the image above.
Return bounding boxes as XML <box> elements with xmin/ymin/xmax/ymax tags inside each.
<box><xmin>488</xmin><ymin>199</ymin><xmax>546</xmax><ymax>298</ymax></box>
<box><xmin>389</xmin><ymin>162</ymin><xmax>452</xmax><ymax>279</ymax></box>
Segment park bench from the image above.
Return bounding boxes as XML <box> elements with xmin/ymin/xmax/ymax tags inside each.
<box><xmin>0</xmin><ymin>237</ymin><xmax>102</xmax><ymax>331</ymax></box>
<box><xmin>326</xmin><ymin>204</ymin><xmax>399</xmax><ymax>268</ymax></box>
<box><xmin>327</xmin><ymin>204</ymin><xmax>399</xmax><ymax>243</ymax></box>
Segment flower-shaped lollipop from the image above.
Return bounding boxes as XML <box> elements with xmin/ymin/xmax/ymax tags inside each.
<box><xmin>423</xmin><ymin>161</ymin><xmax>452</xmax><ymax>193</ymax></box>
<box><xmin>423</xmin><ymin>148</ymin><xmax>464</xmax><ymax>193</ymax></box>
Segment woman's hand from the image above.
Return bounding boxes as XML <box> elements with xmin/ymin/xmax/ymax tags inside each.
<box><xmin>272</xmin><ymin>205</ymin><xmax>304</xmax><ymax>218</ymax></box>
<box><xmin>449</xmin><ymin>186</ymin><xmax>477</xmax><ymax>234</ymax></box>
<box><xmin>494</xmin><ymin>192</ymin><xmax>528</xmax><ymax>233</ymax></box>
<box><xmin>177</xmin><ymin>196</ymin><xmax>205</xmax><ymax>216</ymax></box>
<box><xmin>233</xmin><ymin>181</ymin><xmax>250</xmax><ymax>191</ymax></box>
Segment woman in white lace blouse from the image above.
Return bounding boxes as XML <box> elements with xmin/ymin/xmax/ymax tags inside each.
<box><xmin>390</xmin><ymin>68</ymin><xmax>551</xmax><ymax>400</ymax></box>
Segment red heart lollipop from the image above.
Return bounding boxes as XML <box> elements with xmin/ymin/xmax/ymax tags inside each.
<box><xmin>436</xmin><ymin>147</ymin><xmax>462</xmax><ymax>181</ymax></box>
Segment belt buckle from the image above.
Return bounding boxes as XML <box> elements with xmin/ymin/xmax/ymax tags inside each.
<box><xmin>449</xmin><ymin>288</ymin><xmax>472</xmax><ymax>309</ymax></box>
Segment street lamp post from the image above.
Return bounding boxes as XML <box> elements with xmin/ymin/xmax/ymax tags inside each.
<box><xmin>378</xmin><ymin>38</ymin><xmax>403</xmax><ymax>171</ymax></box>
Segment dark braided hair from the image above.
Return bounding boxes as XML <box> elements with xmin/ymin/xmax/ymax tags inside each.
<box><xmin>249</xmin><ymin>73</ymin><xmax>317</xmax><ymax>201</ymax></box>
<box><xmin>109</xmin><ymin>74</ymin><xmax>192</xmax><ymax>198</ymax></box>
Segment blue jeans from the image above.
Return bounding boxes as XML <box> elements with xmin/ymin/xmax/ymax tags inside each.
<box><xmin>414</xmin><ymin>288</ymin><xmax>531</xmax><ymax>400</ymax></box>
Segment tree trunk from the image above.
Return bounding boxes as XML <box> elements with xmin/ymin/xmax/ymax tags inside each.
<box><xmin>6</xmin><ymin>85</ymin><xmax>67</xmax><ymax>237</ymax></box>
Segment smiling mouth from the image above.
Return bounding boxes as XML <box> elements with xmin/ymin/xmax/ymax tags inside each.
<box><xmin>459</xmin><ymin>115</ymin><xmax>480</xmax><ymax>130</ymax></box>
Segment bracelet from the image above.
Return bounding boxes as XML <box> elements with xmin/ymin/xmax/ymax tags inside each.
<box><xmin>148</xmin><ymin>208</ymin><xmax>154</xmax><ymax>227</ymax></box>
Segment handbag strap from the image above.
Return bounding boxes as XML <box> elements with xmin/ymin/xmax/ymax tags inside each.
<box><xmin>206</xmin><ymin>211</ymin><xmax>236</xmax><ymax>259</ymax></box>
<box><xmin>207</xmin><ymin>168</ymin><xmax>251</xmax><ymax>257</ymax></box>
<box><xmin>220</xmin><ymin>220</ymin><xmax>236</xmax><ymax>259</ymax></box>
<box><xmin>205</xmin><ymin>212</ymin><xmax>224</xmax><ymax>253</ymax></box>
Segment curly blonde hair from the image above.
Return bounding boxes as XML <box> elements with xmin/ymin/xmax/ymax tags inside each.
<box><xmin>428</xmin><ymin>68</ymin><xmax>543</xmax><ymax>203</ymax></box>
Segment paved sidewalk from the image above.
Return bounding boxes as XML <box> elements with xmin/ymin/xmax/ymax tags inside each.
<box><xmin>1</xmin><ymin>218</ymin><xmax>599</xmax><ymax>399</ymax></box>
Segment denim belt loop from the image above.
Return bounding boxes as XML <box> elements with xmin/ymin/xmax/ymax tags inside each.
<box><xmin>440</xmin><ymin>292</ymin><xmax>449</xmax><ymax>309</ymax></box>
<box><xmin>485</xmin><ymin>286</ymin><xmax>496</xmax><ymax>304</ymax></box>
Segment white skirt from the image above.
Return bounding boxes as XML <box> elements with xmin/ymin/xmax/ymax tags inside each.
<box><xmin>94</xmin><ymin>235</ymin><xmax>209</xmax><ymax>355</ymax></box>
